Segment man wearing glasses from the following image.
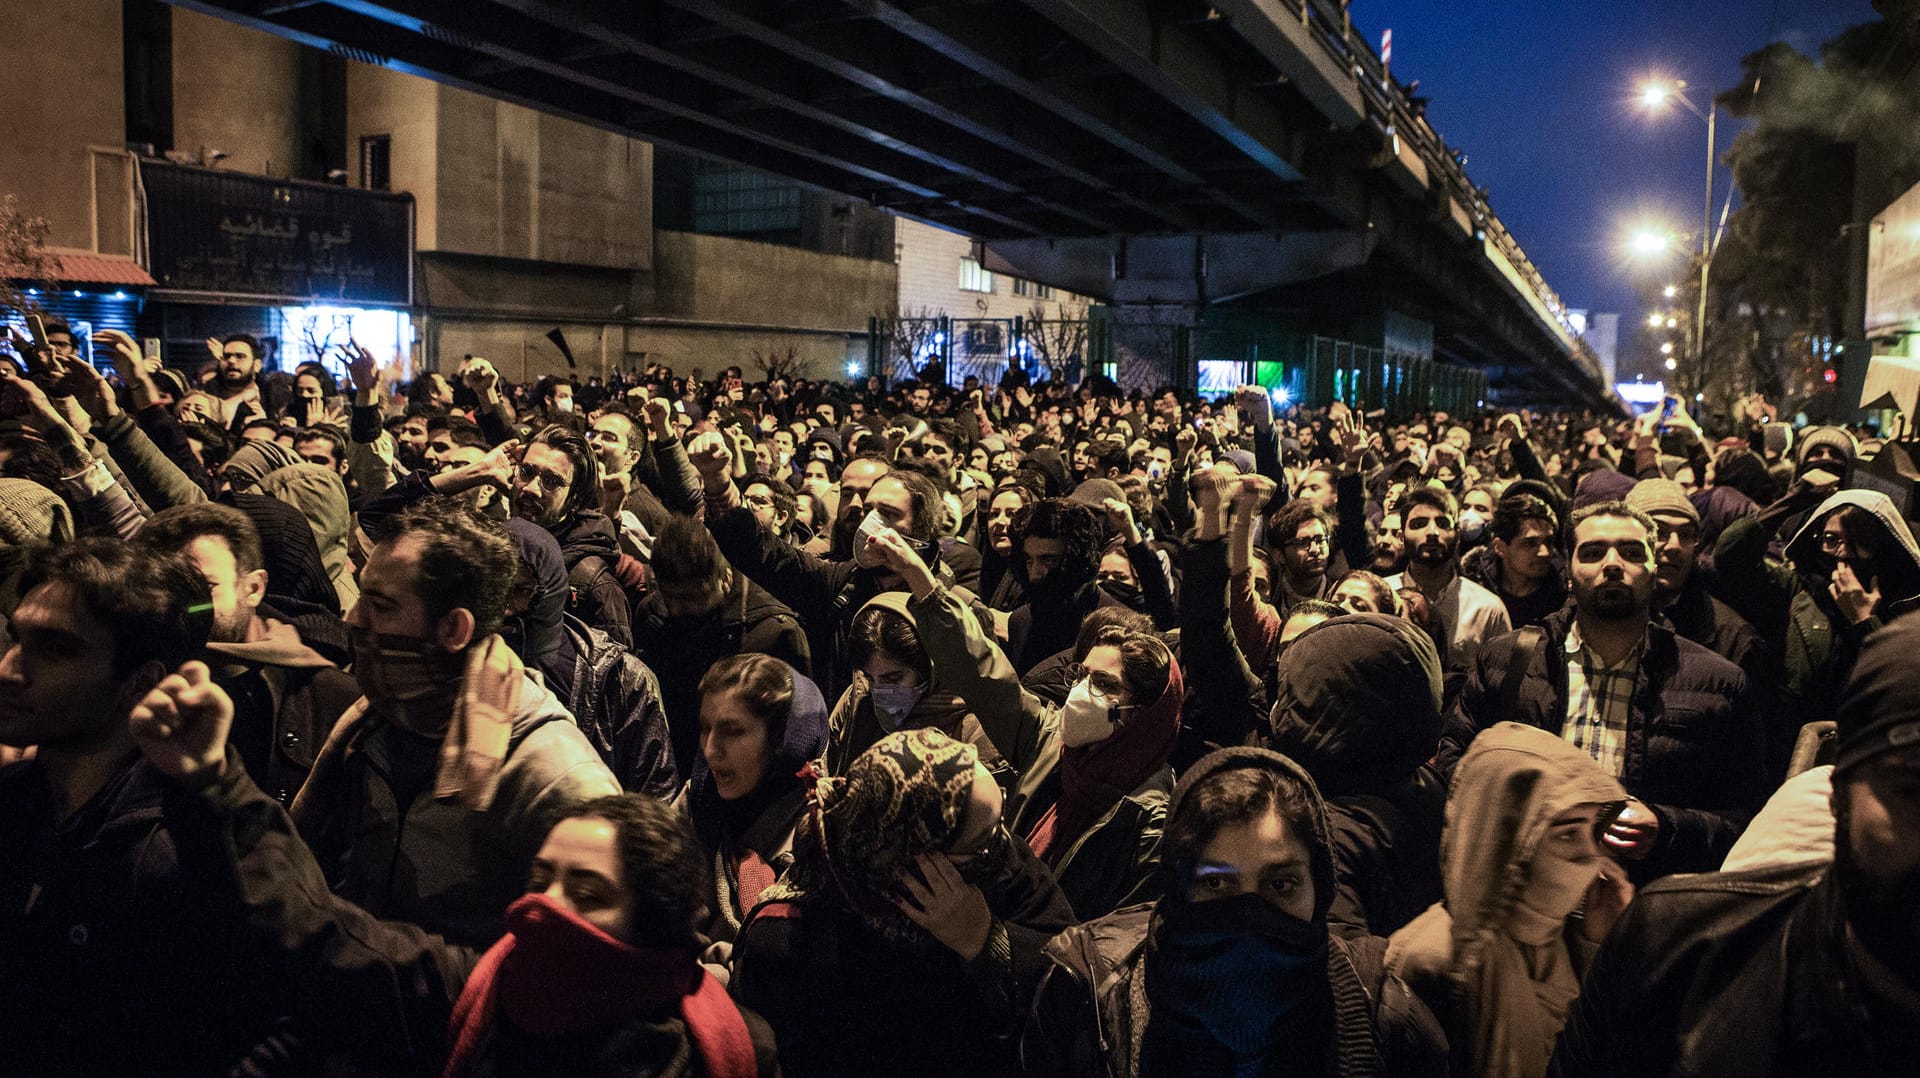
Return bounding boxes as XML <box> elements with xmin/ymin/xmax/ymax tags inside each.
<box><xmin>1265</xmin><ymin>499</ymin><xmax>1335</xmax><ymax>616</ymax></box>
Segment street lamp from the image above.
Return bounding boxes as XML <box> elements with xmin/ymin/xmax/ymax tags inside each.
<box><xmin>1662</xmin><ymin>284</ymin><xmax>1678</xmax><ymax>299</ymax></box>
<box><xmin>1629</xmin><ymin>229</ymin><xmax>1672</xmax><ymax>257</ymax></box>
<box><xmin>1647</xmin><ymin>313</ymin><xmax>1665</xmax><ymax>328</ymax></box>
<box><xmin>1639</xmin><ymin>76</ymin><xmax>1719</xmax><ymax>380</ymax></box>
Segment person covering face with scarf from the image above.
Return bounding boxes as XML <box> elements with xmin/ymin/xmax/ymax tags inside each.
<box><xmin>1387</xmin><ymin>722</ymin><xmax>1629</xmax><ymax>1078</ymax></box>
<box><xmin>1025</xmin><ymin>747</ymin><xmax>1448</xmax><ymax>1078</ymax></box>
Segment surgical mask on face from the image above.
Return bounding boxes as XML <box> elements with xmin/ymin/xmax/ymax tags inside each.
<box><xmin>1458</xmin><ymin>508</ymin><xmax>1488</xmax><ymax>544</ymax></box>
<box><xmin>853</xmin><ymin>509</ymin><xmax>893</xmax><ymax>569</ymax></box>
<box><xmin>553</xmin><ymin>397</ymin><xmax>574</xmax><ymax>413</ymax></box>
<box><xmin>1061</xmin><ymin>678</ymin><xmax>1125</xmax><ymax>747</ymax></box>
<box><xmin>868</xmin><ymin>680</ymin><xmax>925</xmax><ymax>726</ymax></box>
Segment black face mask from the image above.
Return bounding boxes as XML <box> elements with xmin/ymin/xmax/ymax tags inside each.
<box><xmin>1147</xmin><ymin>892</ymin><xmax>1328</xmax><ymax>1058</ymax></box>
<box><xmin>1101</xmin><ymin>579</ymin><xmax>1145</xmax><ymax>611</ymax></box>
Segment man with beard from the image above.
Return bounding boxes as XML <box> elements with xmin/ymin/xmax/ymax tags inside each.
<box><xmin>1448</xmin><ymin>502</ymin><xmax>1763</xmax><ymax>880</ymax></box>
<box><xmin>1265</xmin><ymin>499</ymin><xmax>1335</xmax><ymax>616</ymax></box>
<box><xmin>694</xmin><ymin>431</ymin><xmax>955</xmax><ymax>699</ymax></box>
<box><xmin>828</xmin><ymin>456</ymin><xmax>893</xmax><ymax>560</ymax></box>
<box><xmin>1551</xmin><ymin>613</ymin><xmax>1920</xmax><ymax>1077</ymax></box>
<box><xmin>207</xmin><ymin>333</ymin><xmax>269</xmax><ymax>436</ymax></box>
<box><xmin>1386</xmin><ymin>486</ymin><xmax>1511</xmax><ymax>673</ymax></box>
<box><xmin>1005</xmin><ymin>497</ymin><xmax>1117</xmax><ymax>675</ymax></box>
<box><xmin>509</xmin><ymin>424</ymin><xmax>633</xmax><ymax>647</ymax></box>
<box><xmin>634</xmin><ymin>515</ymin><xmax>810</xmax><ymax>781</ymax></box>
<box><xmin>585</xmin><ymin>398</ymin><xmax>701</xmax><ymax>537</ymax></box>
<box><xmin>292</xmin><ymin>498</ymin><xmax>618</xmax><ymax>946</ymax></box>
<box><xmin>136</xmin><ymin>504</ymin><xmax>359</xmax><ymax>805</ymax></box>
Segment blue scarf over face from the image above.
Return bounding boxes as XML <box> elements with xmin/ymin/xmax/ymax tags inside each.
<box><xmin>1146</xmin><ymin>892</ymin><xmax>1328</xmax><ymax>1073</ymax></box>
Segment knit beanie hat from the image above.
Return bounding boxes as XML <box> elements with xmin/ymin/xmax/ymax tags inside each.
<box><xmin>1796</xmin><ymin>426</ymin><xmax>1858</xmax><ymax>470</ymax></box>
<box><xmin>1761</xmin><ymin>423</ymin><xmax>1793</xmax><ymax>460</ymax></box>
<box><xmin>1625</xmin><ymin>478</ymin><xmax>1699</xmax><ymax>526</ymax></box>
<box><xmin>0</xmin><ymin>479</ymin><xmax>74</xmax><ymax>547</ymax></box>
<box><xmin>1833</xmin><ymin>613</ymin><xmax>1920</xmax><ymax>777</ymax></box>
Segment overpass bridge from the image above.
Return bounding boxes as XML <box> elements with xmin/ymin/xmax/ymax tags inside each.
<box><xmin>175</xmin><ymin>0</ymin><xmax>1612</xmax><ymax>407</ymax></box>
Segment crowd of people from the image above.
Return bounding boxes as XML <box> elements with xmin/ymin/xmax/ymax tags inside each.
<box><xmin>1</xmin><ymin>315</ymin><xmax>1918</xmax><ymax>1078</ymax></box>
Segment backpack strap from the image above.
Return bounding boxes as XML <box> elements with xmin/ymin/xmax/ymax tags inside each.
<box><xmin>1501</xmin><ymin>625</ymin><xmax>1548</xmax><ymax>723</ymax></box>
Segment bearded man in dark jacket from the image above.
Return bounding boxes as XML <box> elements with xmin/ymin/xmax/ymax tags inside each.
<box><xmin>1446</xmin><ymin>501</ymin><xmax>1764</xmax><ymax>880</ymax></box>
<box><xmin>510</xmin><ymin>424</ymin><xmax>632</xmax><ymax>647</ymax></box>
<box><xmin>1551</xmin><ymin>612</ymin><xmax>1920</xmax><ymax>1078</ymax></box>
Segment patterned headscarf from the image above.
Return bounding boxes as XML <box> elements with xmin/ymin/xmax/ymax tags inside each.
<box><xmin>787</xmin><ymin>728</ymin><xmax>980</xmax><ymax>946</ymax></box>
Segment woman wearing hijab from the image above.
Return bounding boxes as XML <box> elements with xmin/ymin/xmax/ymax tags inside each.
<box><xmin>863</xmin><ymin>523</ymin><xmax>1178</xmax><ymax>920</ymax></box>
<box><xmin>683</xmin><ymin>653</ymin><xmax>830</xmax><ymax>962</ymax></box>
<box><xmin>1026</xmin><ymin>746</ymin><xmax>1447</xmax><ymax>1078</ymax></box>
<box><xmin>1386</xmin><ymin>722</ymin><xmax>1632</xmax><ymax>1078</ymax></box>
<box><xmin>730</xmin><ymin>728</ymin><xmax>1075</xmax><ymax>1078</ymax></box>
<box><xmin>124</xmin><ymin>666</ymin><xmax>778</xmax><ymax>1076</ymax></box>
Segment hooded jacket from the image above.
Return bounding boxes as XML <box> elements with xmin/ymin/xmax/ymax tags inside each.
<box><xmin>254</xmin><ymin>460</ymin><xmax>360</xmax><ymax>613</ymax></box>
<box><xmin>291</xmin><ymin>673</ymin><xmax>621</xmax><ymax>948</ymax></box>
<box><xmin>1461</xmin><ymin>543</ymin><xmax>1570</xmax><ymax>630</ymax></box>
<box><xmin>1025</xmin><ymin>748</ymin><xmax>1448</xmax><ymax>1078</ymax></box>
<box><xmin>910</xmin><ymin>580</ymin><xmax>1172</xmax><ymax>920</ymax></box>
<box><xmin>825</xmin><ymin>591</ymin><xmax>1015</xmax><ymax>785</ymax></box>
<box><xmin>1387</xmin><ymin>723</ymin><xmax>1626</xmax><ymax>1078</ymax></box>
<box><xmin>1268</xmin><ymin>614</ymin><xmax>1448</xmax><ymax>938</ymax></box>
<box><xmin>1714</xmin><ymin>488</ymin><xmax>1920</xmax><ymax>731</ymax></box>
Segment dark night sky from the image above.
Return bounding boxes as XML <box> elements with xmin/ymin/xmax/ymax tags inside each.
<box><xmin>1350</xmin><ymin>0</ymin><xmax>1880</xmax><ymax>333</ymax></box>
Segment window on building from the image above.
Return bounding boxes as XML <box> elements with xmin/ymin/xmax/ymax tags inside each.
<box><xmin>360</xmin><ymin>135</ymin><xmax>391</xmax><ymax>191</ymax></box>
<box><xmin>1036</xmin><ymin>283</ymin><xmax>1056</xmax><ymax>300</ymax></box>
<box><xmin>1012</xmin><ymin>278</ymin><xmax>1030</xmax><ymax>297</ymax></box>
<box><xmin>959</xmin><ymin>258</ymin><xmax>994</xmax><ymax>294</ymax></box>
<box><xmin>693</xmin><ymin>166</ymin><xmax>802</xmax><ymax>240</ymax></box>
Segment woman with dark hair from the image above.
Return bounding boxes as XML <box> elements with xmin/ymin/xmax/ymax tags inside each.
<box><xmin>1026</xmin><ymin>746</ymin><xmax>1447</xmax><ymax>1078</ymax></box>
<box><xmin>124</xmin><ymin>668</ymin><xmax>779</xmax><ymax>1076</ymax></box>
<box><xmin>865</xmin><ymin>526</ymin><xmax>1179</xmax><ymax>920</ymax></box>
<box><xmin>1330</xmin><ymin>569</ymin><xmax>1402</xmax><ymax>616</ymax></box>
<box><xmin>685</xmin><ymin>653</ymin><xmax>830</xmax><ymax>961</ymax></box>
<box><xmin>731</xmin><ymin>728</ymin><xmax>1075</xmax><ymax>1078</ymax></box>
<box><xmin>980</xmin><ymin>480</ymin><xmax>1037</xmax><ymax>611</ymax></box>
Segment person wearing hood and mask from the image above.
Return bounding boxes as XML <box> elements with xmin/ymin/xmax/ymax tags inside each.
<box><xmin>1387</xmin><ymin>722</ymin><xmax>1632</xmax><ymax>1078</ymax></box>
<box><xmin>1005</xmin><ymin>497</ymin><xmax>1125</xmax><ymax>674</ymax></box>
<box><xmin>1267</xmin><ymin>612</ymin><xmax>1448</xmax><ymax>939</ymax></box>
<box><xmin>118</xmin><ymin>673</ymin><xmax>780</xmax><ymax>1076</ymax></box>
<box><xmin>866</xmin><ymin>525</ymin><xmax>1178</xmax><ymax>920</ymax></box>
<box><xmin>1026</xmin><ymin>746</ymin><xmax>1447</xmax><ymax>1078</ymax></box>
<box><xmin>293</xmin><ymin>497</ymin><xmax>620</xmax><ymax>947</ymax></box>
<box><xmin>683</xmin><ymin>654</ymin><xmax>830</xmax><ymax>965</ymax></box>
<box><xmin>1713</xmin><ymin>483</ymin><xmax>1920</xmax><ymax>742</ymax></box>
<box><xmin>732</xmin><ymin>728</ymin><xmax>1075</xmax><ymax>1078</ymax></box>
<box><xmin>501</xmin><ymin>518</ymin><xmax>678</xmax><ymax>800</ymax></box>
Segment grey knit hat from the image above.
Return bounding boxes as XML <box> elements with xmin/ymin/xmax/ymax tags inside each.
<box><xmin>0</xmin><ymin>479</ymin><xmax>74</xmax><ymax>547</ymax></box>
<box><xmin>1625</xmin><ymin>477</ymin><xmax>1699</xmax><ymax>526</ymax></box>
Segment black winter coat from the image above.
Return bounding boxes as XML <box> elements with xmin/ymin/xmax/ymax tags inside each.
<box><xmin>555</xmin><ymin>614</ymin><xmax>680</xmax><ymax>799</ymax></box>
<box><xmin>1549</xmin><ymin>861</ymin><xmax>1907</xmax><ymax>1078</ymax></box>
<box><xmin>1445</xmin><ymin>609</ymin><xmax>1764</xmax><ymax>877</ymax></box>
<box><xmin>553</xmin><ymin>509</ymin><xmax>634</xmax><ymax>648</ymax></box>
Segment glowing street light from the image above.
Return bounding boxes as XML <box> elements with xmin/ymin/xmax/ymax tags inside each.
<box><xmin>1639</xmin><ymin>83</ymin><xmax>1670</xmax><ymax>109</ymax></box>
<box><xmin>1663</xmin><ymin>284</ymin><xmax>1678</xmax><ymax>299</ymax></box>
<box><xmin>1660</xmin><ymin>341</ymin><xmax>1675</xmax><ymax>355</ymax></box>
<box><xmin>1666</xmin><ymin>316</ymin><xmax>1678</xmax><ymax>328</ymax></box>
<box><xmin>1665</xmin><ymin>357</ymin><xmax>1678</xmax><ymax>371</ymax></box>
<box><xmin>1629</xmin><ymin>230</ymin><xmax>1672</xmax><ymax>257</ymax></box>
<box><xmin>1647</xmin><ymin>313</ymin><xmax>1664</xmax><ymax>328</ymax></box>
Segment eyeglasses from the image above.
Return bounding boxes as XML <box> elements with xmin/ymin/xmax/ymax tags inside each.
<box><xmin>946</xmin><ymin>822</ymin><xmax>1009</xmax><ymax>865</ymax></box>
<box><xmin>1285</xmin><ymin>534</ymin><xmax>1330</xmax><ymax>551</ymax></box>
<box><xmin>1818</xmin><ymin>532</ymin><xmax>1852</xmax><ymax>555</ymax></box>
<box><xmin>1066</xmin><ymin>663</ymin><xmax>1128</xmax><ymax>699</ymax></box>
<box><xmin>516</xmin><ymin>463</ymin><xmax>571</xmax><ymax>492</ymax></box>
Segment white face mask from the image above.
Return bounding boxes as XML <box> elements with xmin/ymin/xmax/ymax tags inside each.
<box><xmin>554</xmin><ymin>397</ymin><xmax>574</xmax><ymax>413</ymax></box>
<box><xmin>1061</xmin><ymin>678</ymin><xmax>1122</xmax><ymax>748</ymax></box>
<box><xmin>1458</xmin><ymin>508</ymin><xmax>1489</xmax><ymax>544</ymax></box>
<box><xmin>853</xmin><ymin>508</ymin><xmax>894</xmax><ymax>569</ymax></box>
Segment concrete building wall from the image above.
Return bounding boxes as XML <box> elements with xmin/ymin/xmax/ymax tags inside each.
<box><xmin>0</xmin><ymin>0</ymin><xmax>126</xmax><ymax>252</ymax></box>
<box><xmin>169</xmin><ymin>9</ymin><xmax>306</xmax><ymax>179</ymax></box>
<box><xmin>345</xmin><ymin>63</ymin><xmax>440</xmax><ymax>249</ymax></box>
<box><xmin>651</xmin><ymin>230</ymin><xmax>894</xmax><ymax>330</ymax></box>
<box><xmin>431</xmin><ymin>87</ymin><xmax>650</xmax><ymax>271</ymax></box>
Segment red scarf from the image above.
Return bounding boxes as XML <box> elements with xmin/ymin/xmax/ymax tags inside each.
<box><xmin>1028</xmin><ymin>658</ymin><xmax>1183</xmax><ymax>864</ymax></box>
<box><xmin>443</xmin><ymin>895</ymin><xmax>756</xmax><ymax>1078</ymax></box>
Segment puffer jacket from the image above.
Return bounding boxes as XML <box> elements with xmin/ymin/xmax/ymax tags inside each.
<box><xmin>1444</xmin><ymin>608</ymin><xmax>1763</xmax><ymax>878</ymax></box>
<box><xmin>255</xmin><ymin>460</ymin><xmax>360</xmax><ymax>613</ymax></box>
<box><xmin>554</xmin><ymin>613</ymin><xmax>679</xmax><ymax>800</ymax></box>
<box><xmin>291</xmin><ymin>674</ymin><xmax>621</xmax><ymax>948</ymax></box>
<box><xmin>911</xmin><ymin>581</ymin><xmax>1168</xmax><ymax>920</ymax></box>
<box><xmin>1713</xmin><ymin>488</ymin><xmax>1920</xmax><ymax>734</ymax></box>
